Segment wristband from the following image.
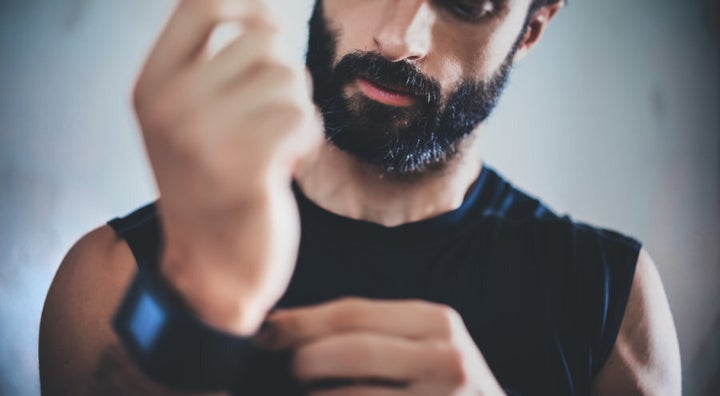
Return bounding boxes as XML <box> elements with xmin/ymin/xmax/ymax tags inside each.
<box><xmin>113</xmin><ymin>269</ymin><xmax>256</xmax><ymax>391</ymax></box>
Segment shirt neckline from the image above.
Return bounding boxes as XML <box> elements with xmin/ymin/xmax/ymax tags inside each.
<box><xmin>292</xmin><ymin>165</ymin><xmax>497</xmax><ymax>250</ymax></box>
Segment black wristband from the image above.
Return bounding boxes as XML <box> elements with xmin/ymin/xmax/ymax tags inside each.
<box><xmin>113</xmin><ymin>269</ymin><xmax>256</xmax><ymax>391</ymax></box>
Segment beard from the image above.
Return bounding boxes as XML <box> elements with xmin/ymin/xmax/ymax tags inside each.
<box><xmin>306</xmin><ymin>1</ymin><xmax>522</xmax><ymax>176</ymax></box>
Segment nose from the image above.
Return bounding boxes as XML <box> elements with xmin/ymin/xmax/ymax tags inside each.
<box><xmin>372</xmin><ymin>0</ymin><xmax>433</xmax><ymax>63</ymax></box>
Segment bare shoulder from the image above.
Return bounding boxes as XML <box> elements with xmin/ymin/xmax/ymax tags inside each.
<box><xmin>591</xmin><ymin>248</ymin><xmax>682</xmax><ymax>396</ymax></box>
<box><xmin>40</xmin><ymin>225</ymin><xmax>226</xmax><ymax>396</ymax></box>
<box><xmin>39</xmin><ymin>225</ymin><xmax>137</xmax><ymax>395</ymax></box>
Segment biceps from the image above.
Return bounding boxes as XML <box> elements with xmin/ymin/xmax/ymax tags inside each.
<box><xmin>39</xmin><ymin>227</ymin><xmax>227</xmax><ymax>396</ymax></box>
<box><xmin>591</xmin><ymin>249</ymin><xmax>681</xmax><ymax>396</ymax></box>
<box><xmin>39</xmin><ymin>233</ymin><xmax>126</xmax><ymax>395</ymax></box>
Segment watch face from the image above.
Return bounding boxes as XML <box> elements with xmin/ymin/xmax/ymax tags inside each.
<box><xmin>114</xmin><ymin>271</ymin><xmax>168</xmax><ymax>356</ymax></box>
<box><xmin>113</xmin><ymin>270</ymin><xmax>255</xmax><ymax>391</ymax></box>
<box><xmin>129</xmin><ymin>291</ymin><xmax>167</xmax><ymax>352</ymax></box>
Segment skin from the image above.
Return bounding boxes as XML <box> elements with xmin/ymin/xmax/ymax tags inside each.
<box><xmin>39</xmin><ymin>0</ymin><xmax>681</xmax><ymax>395</ymax></box>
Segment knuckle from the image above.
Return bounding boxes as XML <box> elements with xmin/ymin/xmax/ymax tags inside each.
<box><xmin>135</xmin><ymin>78</ymin><xmax>192</xmax><ymax>135</ymax></box>
<box><xmin>187</xmin><ymin>0</ymin><xmax>225</xmax><ymax>20</ymax></box>
<box><xmin>437</xmin><ymin>343</ymin><xmax>468</xmax><ymax>386</ymax></box>
<box><xmin>132</xmin><ymin>81</ymin><xmax>146</xmax><ymax>113</ymax></box>
<box><xmin>290</xmin><ymin>348</ymin><xmax>312</xmax><ymax>379</ymax></box>
<box><xmin>336</xmin><ymin>296</ymin><xmax>365</xmax><ymax>311</ymax></box>
<box><xmin>186</xmin><ymin>0</ymin><xmax>278</xmax><ymax>30</ymax></box>
<box><xmin>269</xmin><ymin>63</ymin><xmax>296</xmax><ymax>82</ymax></box>
<box><xmin>139</xmin><ymin>96</ymin><xmax>176</xmax><ymax>134</ymax></box>
<box><xmin>243</xmin><ymin>2</ymin><xmax>280</xmax><ymax>32</ymax></box>
<box><xmin>251</xmin><ymin>56</ymin><xmax>291</xmax><ymax>77</ymax></box>
<box><xmin>433</xmin><ymin>304</ymin><xmax>462</xmax><ymax>337</ymax></box>
<box><xmin>179</xmin><ymin>0</ymin><xmax>203</xmax><ymax>16</ymax></box>
<box><xmin>327</xmin><ymin>297</ymin><xmax>364</xmax><ymax>328</ymax></box>
<box><xmin>205</xmin><ymin>0</ymin><xmax>226</xmax><ymax>17</ymax></box>
<box><xmin>251</xmin><ymin>11</ymin><xmax>280</xmax><ymax>33</ymax></box>
<box><xmin>132</xmin><ymin>76</ymin><xmax>162</xmax><ymax>118</ymax></box>
<box><xmin>258</xmin><ymin>101</ymin><xmax>306</xmax><ymax>131</ymax></box>
<box><xmin>421</xmin><ymin>340</ymin><xmax>466</xmax><ymax>385</ymax></box>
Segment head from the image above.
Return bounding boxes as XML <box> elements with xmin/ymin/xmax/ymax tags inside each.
<box><xmin>306</xmin><ymin>0</ymin><xmax>563</xmax><ymax>176</ymax></box>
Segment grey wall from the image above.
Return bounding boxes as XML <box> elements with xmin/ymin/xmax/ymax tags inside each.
<box><xmin>1</xmin><ymin>0</ymin><xmax>717</xmax><ymax>395</ymax></box>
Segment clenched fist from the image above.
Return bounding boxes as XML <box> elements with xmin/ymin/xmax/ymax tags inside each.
<box><xmin>132</xmin><ymin>0</ymin><xmax>322</xmax><ymax>335</ymax></box>
<box><xmin>261</xmin><ymin>298</ymin><xmax>507</xmax><ymax>396</ymax></box>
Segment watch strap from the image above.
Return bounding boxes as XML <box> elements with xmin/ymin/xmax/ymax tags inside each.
<box><xmin>113</xmin><ymin>268</ymin><xmax>256</xmax><ymax>391</ymax></box>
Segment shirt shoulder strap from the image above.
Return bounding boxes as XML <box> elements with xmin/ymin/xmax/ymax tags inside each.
<box><xmin>107</xmin><ymin>202</ymin><xmax>162</xmax><ymax>270</ymax></box>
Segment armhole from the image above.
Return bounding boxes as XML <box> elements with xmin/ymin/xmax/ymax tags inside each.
<box><xmin>591</xmin><ymin>229</ymin><xmax>641</xmax><ymax>376</ymax></box>
<box><xmin>534</xmin><ymin>218</ymin><xmax>642</xmax><ymax>384</ymax></box>
<box><xmin>107</xmin><ymin>202</ymin><xmax>162</xmax><ymax>271</ymax></box>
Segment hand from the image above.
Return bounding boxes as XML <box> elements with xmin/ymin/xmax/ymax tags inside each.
<box><xmin>132</xmin><ymin>0</ymin><xmax>322</xmax><ymax>335</ymax></box>
<box><xmin>260</xmin><ymin>298</ymin><xmax>507</xmax><ymax>396</ymax></box>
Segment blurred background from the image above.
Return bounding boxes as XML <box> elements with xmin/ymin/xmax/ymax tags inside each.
<box><xmin>0</xmin><ymin>0</ymin><xmax>718</xmax><ymax>394</ymax></box>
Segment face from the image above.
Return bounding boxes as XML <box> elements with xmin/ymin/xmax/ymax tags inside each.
<box><xmin>307</xmin><ymin>0</ymin><xmax>536</xmax><ymax>176</ymax></box>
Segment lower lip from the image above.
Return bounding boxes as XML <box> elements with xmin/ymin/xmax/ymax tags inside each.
<box><xmin>357</xmin><ymin>78</ymin><xmax>416</xmax><ymax>107</ymax></box>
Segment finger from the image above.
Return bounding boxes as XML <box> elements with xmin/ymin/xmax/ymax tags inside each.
<box><xmin>208</xmin><ymin>62</ymin><xmax>307</xmax><ymax>134</ymax></box>
<box><xmin>293</xmin><ymin>332</ymin><xmax>451</xmax><ymax>384</ymax></box>
<box><xmin>262</xmin><ymin>298</ymin><xmax>464</xmax><ymax>350</ymax></box>
<box><xmin>141</xmin><ymin>0</ymin><xmax>271</xmax><ymax>89</ymax></box>
<box><xmin>197</xmin><ymin>27</ymin><xmax>280</xmax><ymax>94</ymax></box>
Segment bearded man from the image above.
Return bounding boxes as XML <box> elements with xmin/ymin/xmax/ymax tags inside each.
<box><xmin>39</xmin><ymin>0</ymin><xmax>681</xmax><ymax>395</ymax></box>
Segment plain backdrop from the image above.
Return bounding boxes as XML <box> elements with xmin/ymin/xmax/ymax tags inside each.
<box><xmin>1</xmin><ymin>0</ymin><xmax>718</xmax><ymax>394</ymax></box>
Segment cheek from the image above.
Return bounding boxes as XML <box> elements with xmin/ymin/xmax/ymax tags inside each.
<box><xmin>481</xmin><ymin>25</ymin><xmax>523</xmax><ymax>70</ymax></box>
<box><xmin>478</xmin><ymin>10</ymin><xmax>530</xmax><ymax>73</ymax></box>
<box><xmin>434</xmin><ymin>10</ymin><xmax>529</xmax><ymax>83</ymax></box>
<box><xmin>322</xmin><ymin>1</ymin><xmax>381</xmax><ymax>64</ymax></box>
<box><xmin>423</xmin><ymin>28</ymin><xmax>491</xmax><ymax>97</ymax></box>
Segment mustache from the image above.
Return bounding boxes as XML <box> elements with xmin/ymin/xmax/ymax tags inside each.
<box><xmin>330</xmin><ymin>52</ymin><xmax>442</xmax><ymax>106</ymax></box>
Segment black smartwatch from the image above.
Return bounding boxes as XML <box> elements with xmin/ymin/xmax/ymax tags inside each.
<box><xmin>113</xmin><ymin>268</ymin><xmax>256</xmax><ymax>391</ymax></box>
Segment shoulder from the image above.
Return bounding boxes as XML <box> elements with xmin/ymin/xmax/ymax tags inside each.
<box><xmin>591</xmin><ymin>249</ymin><xmax>681</xmax><ymax>395</ymax></box>
<box><xmin>480</xmin><ymin>206</ymin><xmax>644</xmax><ymax>377</ymax></box>
<box><xmin>474</xmin><ymin>166</ymin><xmax>556</xmax><ymax>221</ymax></box>
<box><xmin>533</xmin><ymin>218</ymin><xmax>643</xmax><ymax>369</ymax></box>
<box><xmin>42</xmin><ymin>224</ymin><xmax>138</xmax><ymax>327</ymax></box>
<box><xmin>493</xmin><ymin>215</ymin><xmax>679</xmax><ymax>394</ymax></box>
<box><xmin>475</xmin><ymin>168</ymin><xmax>679</xmax><ymax>393</ymax></box>
<box><xmin>484</xmin><ymin>212</ymin><xmax>642</xmax><ymax>275</ymax></box>
<box><xmin>39</xmin><ymin>224</ymin><xmax>138</xmax><ymax>394</ymax></box>
<box><xmin>39</xmin><ymin>217</ymin><xmax>223</xmax><ymax>395</ymax></box>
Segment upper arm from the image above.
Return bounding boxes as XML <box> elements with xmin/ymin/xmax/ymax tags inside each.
<box><xmin>591</xmin><ymin>248</ymin><xmax>681</xmax><ymax>396</ymax></box>
<box><xmin>39</xmin><ymin>225</ymin><xmax>225</xmax><ymax>396</ymax></box>
<box><xmin>40</xmin><ymin>225</ymin><xmax>137</xmax><ymax>395</ymax></box>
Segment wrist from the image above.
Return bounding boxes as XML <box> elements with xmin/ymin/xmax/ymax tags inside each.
<box><xmin>113</xmin><ymin>270</ymin><xmax>258</xmax><ymax>391</ymax></box>
<box><xmin>159</xmin><ymin>253</ymin><xmax>269</xmax><ymax>335</ymax></box>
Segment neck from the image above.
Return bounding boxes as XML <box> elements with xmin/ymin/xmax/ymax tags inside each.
<box><xmin>294</xmin><ymin>136</ymin><xmax>483</xmax><ymax>227</ymax></box>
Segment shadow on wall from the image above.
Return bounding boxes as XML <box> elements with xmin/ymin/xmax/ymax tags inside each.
<box><xmin>63</xmin><ymin>0</ymin><xmax>90</xmax><ymax>30</ymax></box>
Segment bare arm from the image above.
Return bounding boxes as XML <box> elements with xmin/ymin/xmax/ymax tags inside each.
<box><xmin>39</xmin><ymin>226</ymin><xmax>227</xmax><ymax>396</ymax></box>
<box><xmin>591</xmin><ymin>248</ymin><xmax>682</xmax><ymax>395</ymax></box>
<box><xmin>39</xmin><ymin>0</ymin><xmax>320</xmax><ymax>392</ymax></box>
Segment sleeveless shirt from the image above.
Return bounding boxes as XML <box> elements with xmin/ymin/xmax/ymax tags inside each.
<box><xmin>108</xmin><ymin>165</ymin><xmax>641</xmax><ymax>395</ymax></box>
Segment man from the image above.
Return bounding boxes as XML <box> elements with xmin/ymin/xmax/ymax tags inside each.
<box><xmin>39</xmin><ymin>0</ymin><xmax>681</xmax><ymax>394</ymax></box>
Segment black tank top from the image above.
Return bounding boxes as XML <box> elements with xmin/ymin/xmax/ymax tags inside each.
<box><xmin>108</xmin><ymin>165</ymin><xmax>640</xmax><ymax>395</ymax></box>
